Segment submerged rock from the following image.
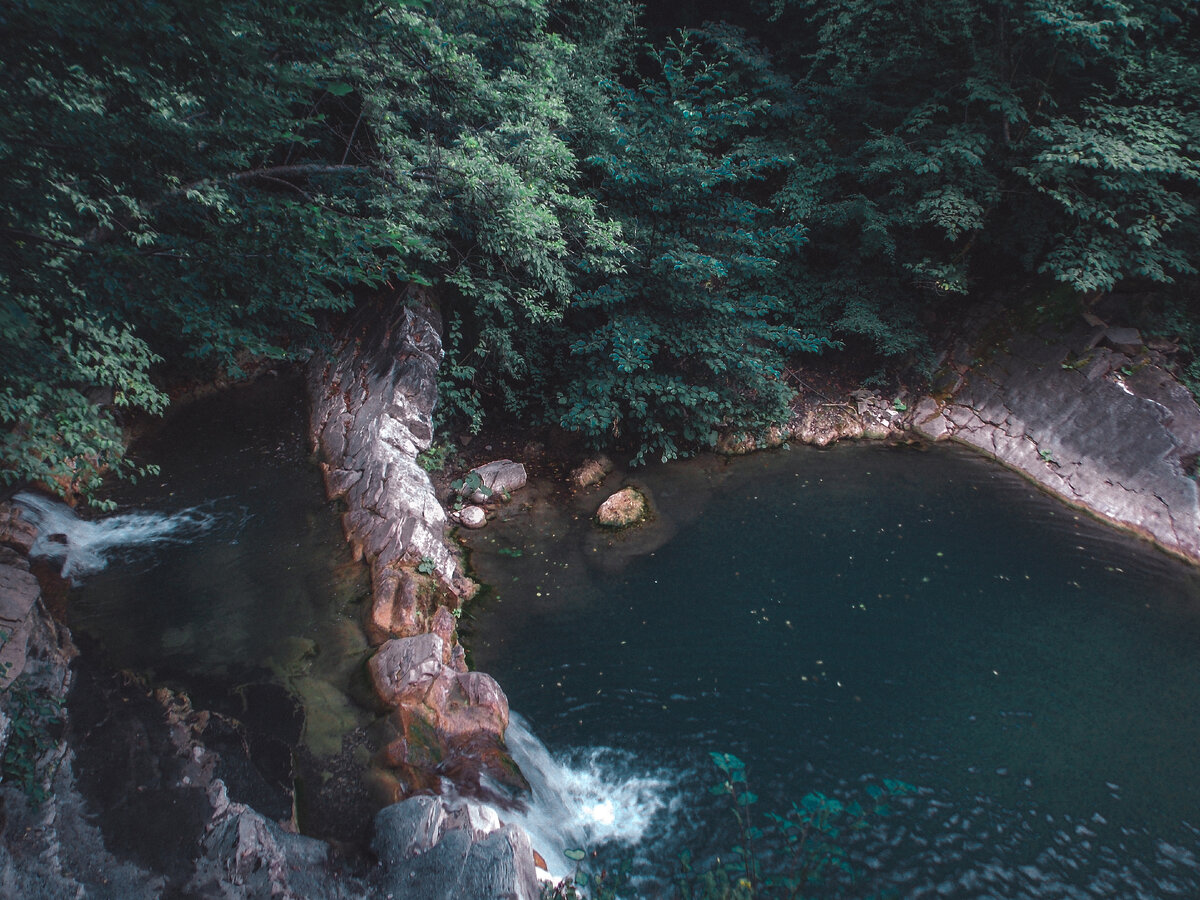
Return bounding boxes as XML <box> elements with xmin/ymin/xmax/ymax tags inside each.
<box><xmin>596</xmin><ymin>486</ymin><xmax>650</xmax><ymax>528</ymax></box>
<box><xmin>570</xmin><ymin>455</ymin><xmax>613</xmax><ymax>489</ymax></box>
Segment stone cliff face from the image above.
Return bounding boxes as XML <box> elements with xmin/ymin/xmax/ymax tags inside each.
<box><xmin>912</xmin><ymin>321</ymin><xmax>1200</xmax><ymax>565</ymax></box>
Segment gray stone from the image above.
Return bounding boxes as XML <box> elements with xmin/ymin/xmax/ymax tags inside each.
<box><xmin>457</xmin><ymin>505</ymin><xmax>487</xmax><ymax>528</ymax></box>
<box><xmin>1103</xmin><ymin>326</ymin><xmax>1143</xmax><ymax>355</ymax></box>
<box><xmin>374</xmin><ymin>796</ymin><xmax>539</xmax><ymax>900</ymax></box>
<box><xmin>933</xmin><ymin>322</ymin><xmax>1200</xmax><ymax>563</ymax></box>
<box><xmin>468</xmin><ymin>460</ymin><xmax>528</xmax><ymax>503</ymax></box>
<box><xmin>911</xmin><ymin>398</ymin><xmax>950</xmax><ymax>441</ymax></box>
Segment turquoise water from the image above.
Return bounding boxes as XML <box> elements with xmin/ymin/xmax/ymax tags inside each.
<box><xmin>463</xmin><ymin>444</ymin><xmax>1200</xmax><ymax>897</ymax></box>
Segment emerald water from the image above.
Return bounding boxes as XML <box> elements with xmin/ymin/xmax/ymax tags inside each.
<box><xmin>463</xmin><ymin>444</ymin><xmax>1200</xmax><ymax>897</ymax></box>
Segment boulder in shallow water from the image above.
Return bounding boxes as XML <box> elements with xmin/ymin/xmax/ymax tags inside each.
<box><xmin>467</xmin><ymin>460</ymin><xmax>527</xmax><ymax>503</ymax></box>
<box><xmin>596</xmin><ymin>486</ymin><xmax>649</xmax><ymax>529</ymax></box>
<box><xmin>570</xmin><ymin>456</ymin><xmax>613</xmax><ymax>489</ymax></box>
<box><xmin>455</xmin><ymin>505</ymin><xmax>487</xmax><ymax>528</ymax></box>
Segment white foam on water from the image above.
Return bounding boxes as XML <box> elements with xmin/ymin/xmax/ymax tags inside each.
<box><xmin>15</xmin><ymin>491</ymin><xmax>216</xmax><ymax>579</ymax></box>
<box><xmin>499</xmin><ymin>713</ymin><xmax>681</xmax><ymax>880</ymax></box>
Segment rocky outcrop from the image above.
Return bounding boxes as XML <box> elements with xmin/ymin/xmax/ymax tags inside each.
<box><xmin>186</xmin><ymin>781</ymin><xmax>367</xmax><ymax>900</ymax></box>
<box><xmin>369</xmin><ymin>632</ymin><xmax>523</xmax><ymax>803</ymax></box>
<box><xmin>911</xmin><ymin>320</ymin><xmax>1200</xmax><ymax>563</ymax></box>
<box><xmin>308</xmin><ymin>289</ymin><xmax>534</xmax><ymax>893</ymax></box>
<box><xmin>308</xmin><ymin>290</ymin><xmax>464</xmax><ymax>639</ymax></box>
<box><xmin>374</xmin><ymin>795</ymin><xmax>539</xmax><ymax>900</ymax></box>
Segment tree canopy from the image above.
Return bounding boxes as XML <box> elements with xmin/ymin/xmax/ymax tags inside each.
<box><xmin>3</xmin><ymin>0</ymin><xmax>1199</xmax><ymax>494</ymax></box>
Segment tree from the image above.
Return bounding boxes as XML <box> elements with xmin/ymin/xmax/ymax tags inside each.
<box><xmin>0</xmin><ymin>0</ymin><xmax>626</xmax><ymax>494</ymax></box>
<box><xmin>557</xmin><ymin>28</ymin><xmax>830</xmax><ymax>464</ymax></box>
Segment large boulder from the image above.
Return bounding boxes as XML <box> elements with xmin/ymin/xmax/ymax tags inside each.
<box><xmin>374</xmin><ymin>795</ymin><xmax>539</xmax><ymax>900</ymax></box>
<box><xmin>921</xmin><ymin>320</ymin><xmax>1200</xmax><ymax>563</ymax></box>
<box><xmin>369</xmin><ymin>635</ymin><xmax>519</xmax><ymax>802</ymax></box>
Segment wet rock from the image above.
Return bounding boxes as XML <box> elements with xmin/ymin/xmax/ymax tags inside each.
<box><xmin>374</xmin><ymin>795</ymin><xmax>539</xmax><ymax>900</ymax></box>
<box><xmin>370</xmin><ymin>634</ymin><xmax>508</xmax><ymax>739</ymax></box>
<box><xmin>596</xmin><ymin>486</ymin><xmax>650</xmax><ymax>529</ymax></box>
<box><xmin>570</xmin><ymin>455</ymin><xmax>613</xmax><ymax>489</ymax></box>
<box><xmin>369</xmin><ymin>636</ymin><xmax>516</xmax><ymax>801</ymax></box>
<box><xmin>467</xmin><ymin>460</ymin><xmax>527</xmax><ymax>503</ymax></box>
<box><xmin>456</xmin><ymin>505</ymin><xmax>487</xmax><ymax>528</ymax></box>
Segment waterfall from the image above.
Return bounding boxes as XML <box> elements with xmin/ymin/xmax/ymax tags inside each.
<box><xmin>14</xmin><ymin>491</ymin><xmax>216</xmax><ymax>580</ymax></box>
<box><xmin>498</xmin><ymin>713</ymin><xmax>681</xmax><ymax>880</ymax></box>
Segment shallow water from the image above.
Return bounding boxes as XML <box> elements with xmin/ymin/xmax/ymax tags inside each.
<box><xmin>463</xmin><ymin>444</ymin><xmax>1200</xmax><ymax>896</ymax></box>
<box><xmin>58</xmin><ymin>377</ymin><xmax>372</xmax><ymax>762</ymax></box>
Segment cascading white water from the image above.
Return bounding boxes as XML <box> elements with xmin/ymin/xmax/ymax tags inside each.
<box><xmin>498</xmin><ymin>713</ymin><xmax>682</xmax><ymax>880</ymax></box>
<box><xmin>14</xmin><ymin>491</ymin><xmax>216</xmax><ymax>580</ymax></box>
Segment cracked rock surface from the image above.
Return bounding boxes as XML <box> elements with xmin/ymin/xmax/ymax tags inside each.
<box><xmin>912</xmin><ymin>322</ymin><xmax>1200</xmax><ymax>563</ymax></box>
<box><xmin>308</xmin><ymin>290</ymin><xmax>464</xmax><ymax>637</ymax></box>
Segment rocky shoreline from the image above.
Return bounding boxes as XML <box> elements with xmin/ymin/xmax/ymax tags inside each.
<box><xmin>2</xmin><ymin>293</ymin><xmax>1199</xmax><ymax>899</ymax></box>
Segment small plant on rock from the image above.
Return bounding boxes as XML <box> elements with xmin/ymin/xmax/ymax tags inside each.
<box><xmin>449</xmin><ymin>471</ymin><xmax>493</xmax><ymax>510</ymax></box>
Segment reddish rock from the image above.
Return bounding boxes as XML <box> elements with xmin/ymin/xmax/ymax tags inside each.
<box><xmin>0</xmin><ymin>503</ymin><xmax>36</xmax><ymax>554</ymax></box>
<box><xmin>367</xmin><ymin>564</ymin><xmax>422</xmax><ymax>642</ymax></box>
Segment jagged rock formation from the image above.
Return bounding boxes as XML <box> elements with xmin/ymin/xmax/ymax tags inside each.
<box><xmin>308</xmin><ymin>290</ymin><xmax>465</xmax><ymax>639</ymax></box>
<box><xmin>912</xmin><ymin>321</ymin><xmax>1200</xmax><ymax>564</ymax></box>
<box><xmin>307</xmin><ymin>290</ymin><xmax>537</xmax><ymax>898</ymax></box>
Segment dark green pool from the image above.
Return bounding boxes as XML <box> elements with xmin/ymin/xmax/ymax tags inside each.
<box><xmin>463</xmin><ymin>444</ymin><xmax>1200</xmax><ymax>897</ymax></box>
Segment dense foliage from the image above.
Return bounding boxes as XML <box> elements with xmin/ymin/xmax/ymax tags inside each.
<box><xmin>3</xmin><ymin>0</ymin><xmax>1200</xmax><ymax>491</ymax></box>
